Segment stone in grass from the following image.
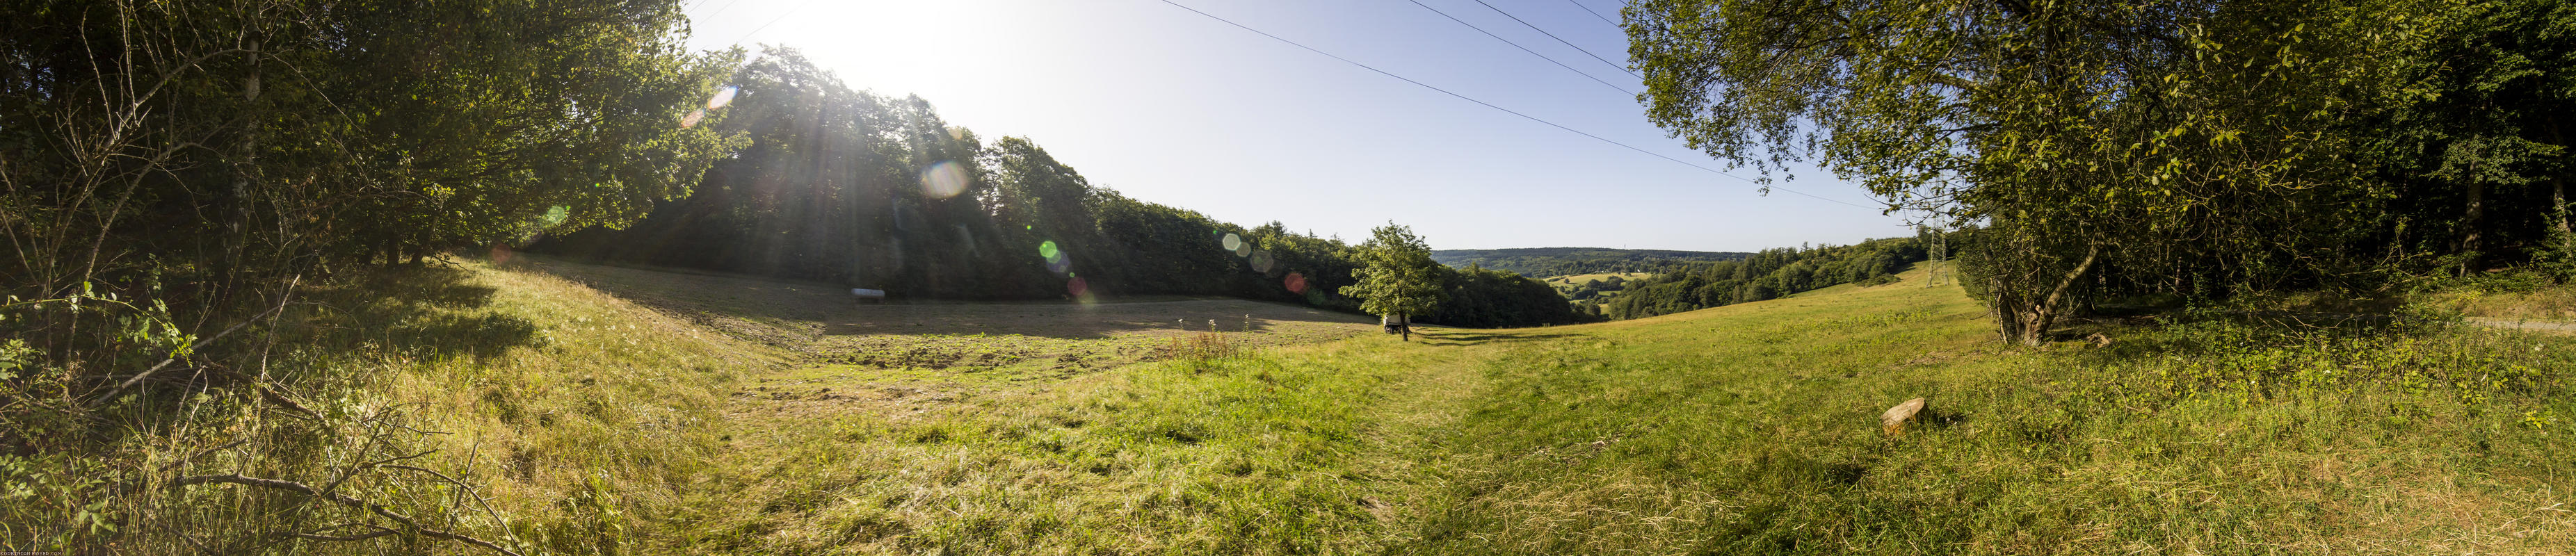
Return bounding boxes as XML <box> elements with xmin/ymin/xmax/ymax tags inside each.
<box><xmin>1881</xmin><ymin>397</ymin><xmax>1928</xmax><ymax>436</ymax></box>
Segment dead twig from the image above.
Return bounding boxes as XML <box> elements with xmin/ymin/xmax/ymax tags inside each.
<box><xmin>97</xmin><ymin>275</ymin><xmax>300</xmax><ymax>404</ymax></box>
<box><xmin>157</xmin><ymin>439</ymin><xmax>245</xmax><ymax>471</ymax></box>
<box><xmin>168</xmin><ymin>473</ymin><xmax>523</xmax><ymax>556</ymax></box>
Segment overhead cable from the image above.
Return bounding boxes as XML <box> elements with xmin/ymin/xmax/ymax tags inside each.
<box><xmin>1468</xmin><ymin>0</ymin><xmax>1638</xmax><ymax>78</ymax></box>
<box><xmin>1404</xmin><ymin>0</ymin><xmax>1634</xmax><ymax>96</ymax></box>
<box><xmin>1155</xmin><ymin>0</ymin><xmax>1875</xmax><ymax>209</ymax></box>
<box><xmin>1567</xmin><ymin>0</ymin><xmax>1618</xmax><ymax>26</ymax></box>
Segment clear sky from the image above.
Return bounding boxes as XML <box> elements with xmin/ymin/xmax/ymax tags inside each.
<box><xmin>678</xmin><ymin>0</ymin><xmax>1917</xmax><ymax>252</ymax></box>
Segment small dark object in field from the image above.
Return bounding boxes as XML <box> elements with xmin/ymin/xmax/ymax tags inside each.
<box><xmin>2086</xmin><ymin>333</ymin><xmax>2114</xmax><ymax>347</ymax></box>
<box><xmin>1882</xmin><ymin>398</ymin><xmax>1927</xmax><ymax>435</ymax></box>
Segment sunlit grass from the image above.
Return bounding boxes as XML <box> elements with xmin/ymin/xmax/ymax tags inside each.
<box><xmin>118</xmin><ymin>259</ymin><xmax>2576</xmax><ymax>555</ymax></box>
<box><xmin>1400</xmin><ymin>272</ymin><xmax>2576</xmax><ymax>554</ymax></box>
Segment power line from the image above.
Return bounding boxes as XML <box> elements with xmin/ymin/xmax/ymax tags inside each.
<box><xmin>699</xmin><ymin>0</ymin><xmax>745</xmax><ymax>19</ymax></box>
<box><xmin>731</xmin><ymin>0</ymin><xmax>823</xmax><ymax>46</ymax></box>
<box><xmin>1468</xmin><ymin>0</ymin><xmax>1636</xmax><ymax>78</ymax></box>
<box><xmin>1565</xmin><ymin>0</ymin><xmax>1618</xmax><ymax>26</ymax></box>
<box><xmin>1154</xmin><ymin>0</ymin><xmax>1874</xmax><ymax>209</ymax></box>
<box><xmin>1404</xmin><ymin>0</ymin><xmax>1632</xmax><ymax>96</ymax></box>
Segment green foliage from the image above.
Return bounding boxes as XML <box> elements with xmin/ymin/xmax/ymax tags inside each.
<box><xmin>1342</xmin><ymin>224</ymin><xmax>1448</xmax><ymax>321</ymax></box>
<box><xmin>532</xmin><ymin>51</ymin><xmax>1396</xmax><ymax>315</ymax></box>
<box><xmin>1604</xmin><ymin>237</ymin><xmax>1928</xmax><ymax>319</ymax></box>
<box><xmin>1431</xmin><ymin>247</ymin><xmax>1751</xmax><ymax>277</ymax></box>
<box><xmin>2081</xmin><ymin>313</ymin><xmax>2555</xmax><ymax>404</ymax></box>
<box><xmin>1629</xmin><ymin>0</ymin><xmax>2447</xmax><ymax>343</ymax></box>
<box><xmin>1401</xmin><ymin>272</ymin><xmax>2576</xmax><ymax>554</ymax></box>
<box><xmin>1424</xmin><ymin>265</ymin><xmax>1592</xmax><ymax>327</ymax></box>
<box><xmin>1</xmin><ymin>2</ymin><xmax>733</xmax><ymax>550</ymax></box>
<box><xmin>2364</xmin><ymin>0</ymin><xmax>2576</xmax><ymax>273</ymax></box>
<box><xmin>2539</xmin><ymin>223</ymin><xmax>2576</xmax><ymax>281</ymax></box>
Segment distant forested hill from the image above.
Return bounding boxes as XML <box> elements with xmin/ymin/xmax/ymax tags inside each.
<box><xmin>528</xmin><ymin>49</ymin><xmax>1586</xmax><ymax>329</ymax></box>
<box><xmin>1431</xmin><ymin>247</ymin><xmax>1753</xmax><ymax>277</ymax></box>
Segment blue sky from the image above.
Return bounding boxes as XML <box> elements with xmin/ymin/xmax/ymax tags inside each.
<box><xmin>679</xmin><ymin>0</ymin><xmax>1917</xmax><ymax>252</ymax></box>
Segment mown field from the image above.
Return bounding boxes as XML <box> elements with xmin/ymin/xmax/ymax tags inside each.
<box><xmin>91</xmin><ymin>256</ymin><xmax>2576</xmax><ymax>555</ymax></box>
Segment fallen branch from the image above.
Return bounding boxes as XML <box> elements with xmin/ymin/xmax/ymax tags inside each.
<box><xmin>97</xmin><ymin>275</ymin><xmax>300</xmax><ymax>404</ymax></box>
<box><xmin>288</xmin><ymin>528</ymin><xmax>400</xmax><ymax>542</ymax></box>
<box><xmin>170</xmin><ymin>473</ymin><xmax>523</xmax><ymax>556</ymax></box>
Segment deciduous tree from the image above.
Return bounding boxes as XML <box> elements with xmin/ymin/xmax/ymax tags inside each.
<box><xmin>1342</xmin><ymin>223</ymin><xmax>1447</xmax><ymax>341</ymax></box>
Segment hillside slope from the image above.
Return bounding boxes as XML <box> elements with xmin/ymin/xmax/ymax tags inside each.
<box><xmin>118</xmin><ymin>259</ymin><xmax>2576</xmax><ymax>555</ymax></box>
<box><xmin>1399</xmin><ymin>277</ymin><xmax>2576</xmax><ymax>553</ymax></box>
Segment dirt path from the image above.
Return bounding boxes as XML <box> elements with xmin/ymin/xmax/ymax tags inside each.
<box><xmin>2211</xmin><ymin>309</ymin><xmax>2576</xmax><ymax>334</ymax></box>
<box><xmin>2468</xmin><ymin>317</ymin><xmax>2576</xmax><ymax>333</ymax></box>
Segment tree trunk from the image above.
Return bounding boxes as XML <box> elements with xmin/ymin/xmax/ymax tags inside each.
<box><xmin>2554</xmin><ymin>122</ymin><xmax>2570</xmax><ymax>246</ymax></box>
<box><xmin>223</xmin><ymin>38</ymin><xmax>261</xmax><ymax>290</ymax></box>
<box><xmin>2006</xmin><ymin>243</ymin><xmax>2101</xmax><ymax>347</ymax></box>
<box><xmin>2463</xmin><ymin>180</ymin><xmax>2484</xmax><ymax>277</ymax></box>
<box><xmin>2557</xmin><ymin>177</ymin><xmax>2569</xmax><ymax>245</ymax></box>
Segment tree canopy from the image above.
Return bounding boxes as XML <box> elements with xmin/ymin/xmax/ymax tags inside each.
<box><xmin>1</xmin><ymin>0</ymin><xmax>736</xmax><ymax>363</ymax></box>
<box><xmin>1342</xmin><ymin>224</ymin><xmax>1449</xmax><ymax>334</ymax></box>
<box><xmin>1629</xmin><ymin>0</ymin><xmax>2570</xmax><ymax>344</ymax></box>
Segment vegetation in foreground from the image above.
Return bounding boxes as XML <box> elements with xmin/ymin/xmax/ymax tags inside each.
<box><xmin>21</xmin><ymin>259</ymin><xmax>2574</xmax><ymax>554</ymax></box>
<box><xmin>1632</xmin><ymin>0</ymin><xmax>2576</xmax><ymax>345</ymax></box>
<box><xmin>10</xmin><ymin>0</ymin><xmax>2576</xmax><ymax>553</ymax></box>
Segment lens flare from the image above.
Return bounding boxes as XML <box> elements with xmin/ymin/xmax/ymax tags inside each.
<box><xmin>1248</xmin><ymin>250</ymin><xmax>1275</xmax><ymax>273</ymax></box>
<box><xmin>1040</xmin><ymin>240</ymin><xmax>1071</xmax><ymax>274</ymax></box>
<box><xmin>1283</xmin><ymin>272</ymin><xmax>1307</xmax><ymax>294</ymax></box>
<box><xmin>1067</xmin><ymin>276</ymin><xmax>1088</xmax><ymax>296</ymax></box>
<box><xmin>707</xmin><ymin>85</ymin><xmax>739</xmax><ymax>110</ymax></box>
<box><xmin>1221</xmin><ymin>233</ymin><xmax>1242</xmax><ymax>253</ymax></box>
<box><xmin>919</xmin><ymin>160</ymin><xmax>969</xmax><ymax>199</ymax></box>
<box><xmin>679</xmin><ymin>108</ymin><xmax>707</xmax><ymax>128</ymax></box>
<box><xmin>1234</xmin><ymin>242</ymin><xmax>1253</xmax><ymax>258</ymax></box>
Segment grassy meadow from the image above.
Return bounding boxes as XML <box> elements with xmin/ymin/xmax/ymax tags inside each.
<box><xmin>58</xmin><ymin>257</ymin><xmax>2576</xmax><ymax>555</ymax></box>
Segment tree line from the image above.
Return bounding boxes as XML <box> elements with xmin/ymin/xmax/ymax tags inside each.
<box><xmin>0</xmin><ymin>1</ymin><xmax>1584</xmax><ymax>402</ymax></box>
<box><xmin>1630</xmin><ymin>0</ymin><xmax>2576</xmax><ymax>345</ymax></box>
<box><xmin>1431</xmin><ymin>247</ymin><xmax>1751</xmax><ymax>278</ymax></box>
<box><xmin>3</xmin><ymin>0</ymin><xmax>741</xmax><ymax>396</ymax></box>
<box><xmin>526</xmin><ymin>50</ymin><xmax>1582</xmax><ymax>328</ymax></box>
<box><xmin>1597</xmin><ymin>238</ymin><xmax>1929</xmax><ymax>320</ymax></box>
<box><xmin>0</xmin><ymin>3</ymin><xmax>1579</xmax><ymax>551</ymax></box>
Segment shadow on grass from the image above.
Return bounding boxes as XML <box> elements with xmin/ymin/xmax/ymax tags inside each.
<box><xmin>290</xmin><ymin>263</ymin><xmax>540</xmax><ymax>367</ymax></box>
<box><xmin>1415</xmin><ymin>330</ymin><xmax>1582</xmax><ymax>347</ymax></box>
<box><xmin>507</xmin><ymin>254</ymin><xmax>1375</xmax><ymax>341</ymax></box>
<box><xmin>819</xmin><ymin>299</ymin><xmax>1337</xmax><ymax>338</ymax></box>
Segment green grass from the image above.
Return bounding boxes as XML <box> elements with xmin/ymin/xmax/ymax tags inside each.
<box><xmin>666</xmin><ymin>264</ymin><xmax>2576</xmax><ymax>553</ymax></box>
<box><xmin>42</xmin><ymin>259</ymin><xmax>2576</xmax><ymax>555</ymax></box>
<box><xmin>1399</xmin><ymin>278</ymin><xmax>2576</xmax><ymax>554</ymax></box>
<box><xmin>682</xmin><ymin>336</ymin><xmax>1495</xmax><ymax>555</ymax></box>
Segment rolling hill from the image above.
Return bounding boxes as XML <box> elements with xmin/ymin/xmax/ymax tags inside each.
<box><xmin>1428</xmin><ymin>247</ymin><xmax>1751</xmax><ymax>277</ymax></box>
<box><xmin>80</xmin><ymin>254</ymin><xmax>2576</xmax><ymax>555</ymax></box>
